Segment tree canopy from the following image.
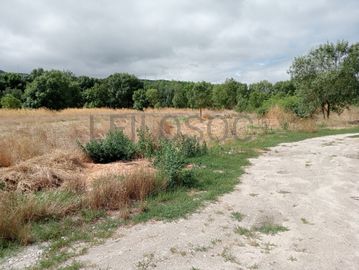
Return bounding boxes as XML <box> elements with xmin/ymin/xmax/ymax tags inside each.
<box><xmin>23</xmin><ymin>70</ymin><xmax>81</xmax><ymax>110</ymax></box>
<box><xmin>289</xmin><ymin>41</ymin><xmax>359</xmax><ymax>118</ymax></box>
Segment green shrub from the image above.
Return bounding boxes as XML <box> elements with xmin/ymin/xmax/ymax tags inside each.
<box><xmin>173</xmin><ymin>134</ymin><xmax>207</xmax><ymax>158</ymax></box>
<box><xmin>136</xmin><ymin>127</ymin><xmax>157</xmax><ymax>158</ymax></box>
<box><xmin>178</xmin><ymin>169</ymin><xmax>198</xmax><ymax>188</ymax></box>
<box><xmin>154</xmin><ymin>140</ymin><xmax>185</xmax><ymax>188</ymax></box>
<box><xmin>83</xmin><ymin>130</ymin><xmax>136</xmax><ymax>163</ymax></box>
<box><xmin>256</xmin><ymin>95</ymin><xmax>304</xmax><ymax>117</ymax></box>
<box><xmin>154</xmin><ymin>139</ymin><xmax>197</xmax><ymax>189</ymax></box>
<box><xmin>0</xmin><ymin>94</ymin><xmax>22</xmax><ymax>109</ymax></box>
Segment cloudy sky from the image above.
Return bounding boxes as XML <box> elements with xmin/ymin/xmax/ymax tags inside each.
<box><xmin>0</xmin><ymin>0</ymin><xmax>358</xmax><ymax>83</ymax></box>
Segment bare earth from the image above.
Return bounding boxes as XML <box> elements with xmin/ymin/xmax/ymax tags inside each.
<box><xmin>77</xmin><ymin>134</ymin><xmax>359</xmax><ymax>270</ymax></box>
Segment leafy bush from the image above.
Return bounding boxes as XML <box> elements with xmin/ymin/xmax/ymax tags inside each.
<box><xmin>83</xmin><ymin>130</ymin><xmax>136</xmax><ymax>163</ymax></box>
<box><xmin>154</xmin><ymin>140</ymin><xmax>185</xmax><ymax>188</ymax></box>
<box><xmin>136</xmin><ymin>127</ymin><xmax>157</xmax><ymax>158</ymax></box>
<box><xmin>154</xmin><ymin>140</ymin><xmax>197</xmax><ymax>188</ymax></box>
<box><xmin>256</xmin><ymin>95</ymin><xmax>304</xmax><ymax>117</ymax></box>
<box><xmin>0</xmin><ymin>94</ymin><xmax>21</xmax><ymax>109</ymax></box>
<box><xmin>173</xmin><ymin>134</ymin><xmax>207</xmax><ymax>158</ymax></box>
<box><xmin>178</xmin><ymin>169</ymin><xmax>197</xmax><ymax>188</ymax></box>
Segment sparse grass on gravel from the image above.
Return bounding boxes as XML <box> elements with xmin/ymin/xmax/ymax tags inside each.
<box><xmin>134</xmin><ymin>127</ymin><xmax>359</xmax><ymax>222</ymax></box>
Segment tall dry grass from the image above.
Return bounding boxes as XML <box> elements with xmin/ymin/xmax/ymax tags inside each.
<box><xmin>87</xmin><ymin>168</ymin><xmax>160</xmax><ymax>210</ymax></box>
<box><xmin>0</xmin><ymin>190</ymin><xmax>83</xmax><ymax>244</ymax></box>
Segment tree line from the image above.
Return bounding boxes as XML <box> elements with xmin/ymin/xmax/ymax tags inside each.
<box><xmin>1</xmin><ymin>40</ymin><xmax>358</xmax><ymax>118</ymax></box>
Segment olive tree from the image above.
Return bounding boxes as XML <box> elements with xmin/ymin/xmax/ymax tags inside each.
<box><xmin>289</xmin><ymin>41</ymin><xmax>359</xmax><ymax>118</ymax></box>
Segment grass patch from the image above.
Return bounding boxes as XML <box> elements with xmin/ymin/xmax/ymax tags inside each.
<box><xmin>254</xmin><ymin>222</ymin><xmax>288</xmax><ymax>235</ymax></box>
<box><xmin>234</xmin><ymin>226</ymin><xmax>256</xmax><ymax>238</ymax></box>
<box><xmin>231</xmin><ymin>212</ymin><xmax>245</xmax><ymax>222</ymax></box>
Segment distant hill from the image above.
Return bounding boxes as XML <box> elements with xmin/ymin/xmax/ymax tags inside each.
<box><xmin>0</xmin><ymin>70</ymin><xmax>5</xmax><ymax>74</ymax></box>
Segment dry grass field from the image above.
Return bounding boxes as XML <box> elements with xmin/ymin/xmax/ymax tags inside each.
<box><xmin>1</xmin><ymin>106</ymin><xmax>359</xmax><ymax>192</ymax></box>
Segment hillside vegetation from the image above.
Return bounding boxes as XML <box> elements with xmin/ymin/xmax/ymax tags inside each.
<box><xmin>1</xmin><ymin>41</ymin><xmax>358</xmax><ymax>119</ymax></box>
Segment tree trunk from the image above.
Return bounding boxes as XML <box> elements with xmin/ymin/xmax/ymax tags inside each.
<box><xmin>321</xmin><ymin>103</ymin><xmax>326</xmax><ymax>119</ymax></box>
<box><xmin>326</xmin><ymin>102</ymin><xmax>330</xmax><ymax>119</ymax></box>
<box><xmin>199</xmin><ymin>107</ymin><xmax>203</xmax><ymax>119</ymax></box>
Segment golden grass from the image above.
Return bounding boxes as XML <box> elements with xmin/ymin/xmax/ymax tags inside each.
<box><xmin>0</xmin><ymin>192</ymin><xmax>36</xmax><ymax>244</ymax></box>
<box><xmin>87</xmin><ymin>168</ymin><xmax>159</xmax><ymax>210</ymax></box>
<box><xmin>0</xmin><ymin>190</ymin><xmax>83</xmax><ymax>244</ymax></box>
<box><xmin>295</xmin><ymin>118</ymin><xmax>317</xmax><ymax>133</ymax></box>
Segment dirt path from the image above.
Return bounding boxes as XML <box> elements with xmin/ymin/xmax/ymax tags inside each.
<box><xmin>76</xmin><ymin>134</ymin><xmax>359</xmax><ymax>269</ymax></box>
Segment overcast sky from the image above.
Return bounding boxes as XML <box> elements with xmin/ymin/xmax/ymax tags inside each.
<box><xmin>0</xmin><ymin>0</ymin><xmax>358</xmax><ymax>83</ymax></box>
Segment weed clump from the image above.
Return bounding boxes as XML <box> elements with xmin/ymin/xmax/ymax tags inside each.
<box><xmin>136</xmin><ymin>127</ymin><xmax>157</xmax><ymax>158</ymax></box>
<box><xmin>173</xmin><ymin>134</ymin><xmax>207</xmax><ymax>158</ymax></box>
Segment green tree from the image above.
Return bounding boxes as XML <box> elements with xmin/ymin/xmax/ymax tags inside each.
<box><xmin>187</xmin><ymin>81</ymin><xmax>212</xmax><ymax>117</ymax></box>
<box><xmin>146</xmin><ymin>88</ymin><xmax>160</xmax><ymax>107</ymax></box>
<box><xmin>106</xmin><ymin>73</ymin><xmax>143</xmax><ymax>108</ymax></box>
<box><xmin>212</xmin><ymin>78</ymin><xmax>238</xmax><ymax>109</ymax></box>
<box><xmin>245</xmin><ymin>81</ymin><xmax>272</xmax><ymax>112</ymax></box>
<box><xmin>28</xmin><ymin>68</ymin><xmax>45</xmax><ymax>82</ymax></box>
<box><xmin>83</xmin><ymin>82</ymin><xmax>109</xmax><ymax>108</ymax></box>
<box><xmin>236</xmin><ymin>83</ymin><xmax>249</xmax><ymax>112</ymax></box>
<box><xmin>23</xmin><ymin>70</ymin><xmax>81</xmax><ymax>110</ymax></box>
<box><xmin>289</xmin><ymin>41</ymin><xmax>359</xmax><ymax>118</ymax></box>
<box><xmin>132</xmin><ymin>89</ymin><xmax>148</xmax><ymax>110</ymax></box>
<box><xmin>0</xmin><ymin>94</ymin><xmax>22</xmax><ymax>109</ymax></box>
<box><xmin>172</xmin><ymin>87</ymin><xmax>189</xmax><ymax>108</ymax></box>
<box><xmin>273</xmin><ymin>80</ymin><xmax>296</xmax><ymax>96</ymax></box>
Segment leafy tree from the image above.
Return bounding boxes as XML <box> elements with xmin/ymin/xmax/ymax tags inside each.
<box><xmin>212</xmin><ymin>78</ymin><xmax>238</xmax><ymax>109</ymax></box>
<box><xmin>28</xmin><ymin>68</ymin><xmax>45</xmax><ymax>82</ymax></box>
<box><xmin>249</xmin><ymin>80</ymin><xmax>273</xmax><ymax>94</ymax></box>
<box><xmin>235</xmin><ymin>83</ymin><xmax>249</xmax><ymax>111</ymax></box>
<box><xmin>3</xmin><ymin>73</ymin><xmax>27</xmax><ymax>91</ymax></box>
<box><xmin>159</xmin><ymin>87</ymin><xmax>175</xmax><ymax>107</ymax></box>
<box><xmin>23</xmin><ymin>70</ymin><xmax>81</xmax><ymax>110</ymax></box>
<box><xmin>289</xmin><ymin>41</ymin><xmax>359</xmax><ymax>118</ymax></box>
<box><xmin>273</xmin><ymin>80</ymin><xmax>296</xmax><ymax>96</ymax></box>
<box><xmin>172</xmin><ymin>87</ymin><xmax>189</xmax><ymax>108</ymax></box>
<box><xmin>245</xmin><ymin>81</ymin><xmax>272</xmax><ymax>112</ymax></box>
<box><xmin>3</xmin><ymin>88</ymin><xmax>23</xmax><ymax>100</ymax></box>
<box><xmin>247</xmin><ymin>90</ymin><xmax>269</xmax><ymax>112</ymax></box>
<box><xmin>143</xmin><ymin>80</ymin><xmax>193</xmax><ymax>108</ymax></box>
<box><xmin>105</xmin><ymin>73</ymin><xmax>143</xmax><ymax>108</ymax></box>
<box><xmin>187</xmin><ymin>81</ymin><xmax>212</xmax><ymax>117</ymax></box>
<box><xmin>77</xmin><ymin>76</ymin><xmax>98</xmax><ymax>91</ymax></box>
<box><xmin>146</xmin><ymin>88</ymin><xmax>160</xmax><ymax>107</ymax></box>
<box><xmin>0</xmin><ymin>94</ymin><xmax>22</xmax><ymax>109</ymax></box>
<box><xmin>83</xmin><ymin>82</ymin><xmax>109</xmax><ymax>108</ymax></box>
<box><xmin>132</xmin><ymin>89</ymin><xmax>148</xmax><ymax>110</ymax></box>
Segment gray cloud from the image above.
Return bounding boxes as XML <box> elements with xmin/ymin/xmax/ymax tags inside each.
<box><xmin>0</xmin><ymin>0</ymin><xmax>358</xmax><ymax>83</ymax></box>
